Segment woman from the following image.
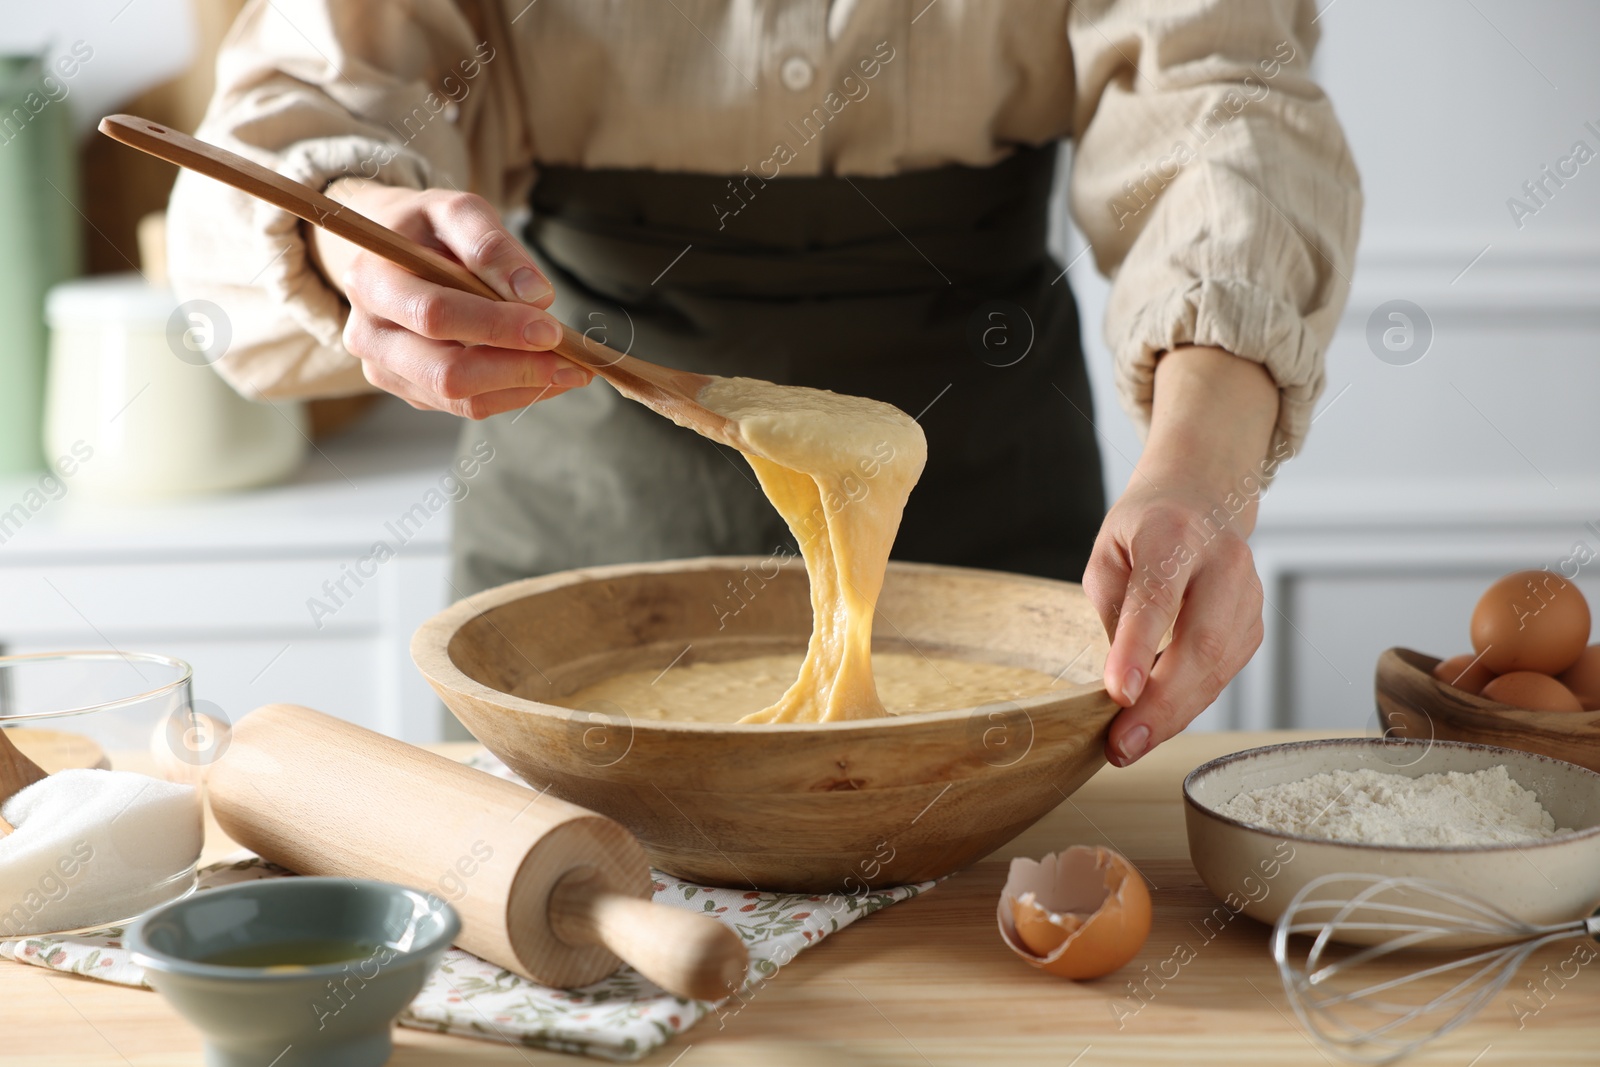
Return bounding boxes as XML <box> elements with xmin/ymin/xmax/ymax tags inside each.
<box><xmin>169</xmin><ymin>0</ymin><xmax>1360</xmax><ymax>765</ymax></box>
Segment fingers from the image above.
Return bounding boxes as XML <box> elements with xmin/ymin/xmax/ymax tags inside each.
<box><xmin>1105</xmin><ymin>536</ymin><xmax>1263</xmax><ymax>766</ymax></box>
<box><xmin>1097</xmin><ymin>512</ymin><xmax>1195</xmax><ymax>709</ymax></box>
<box><xmin>418</xmin><ymin>191</ymin><xmax>555</xmax><ymax>308</ymax></box>
<box><xmin>346</xmin><ymin>254</ymin><xmax>566</xmax><ymax>352</ymax></box>
<box><xmin>462</xmin><ymin>384</ymin><xmax>581</xmax><ymax>419</ymax></box>
<box><xmin>359</xmin><ymin>359</ymin><xmax>434</xmax><ymax>411</ymax></box>
<box><xmin>332</xmin><ymin>188</ymin><xmax>588</xmax><ymax>418</ymax></box>
<box><xmin>360</xmin><ymin>350</ymin><xmax>581</xmax><ymax>419</ymax></box>
<box><xmin>1082</xmin><ymin>525</ymin><xmax>1132</xmax><ymax>644</ymax></box>
<box><xmin>348</xmin><ymin>314</ymin><xmax>591</xmax><ymax>418</ymax></box>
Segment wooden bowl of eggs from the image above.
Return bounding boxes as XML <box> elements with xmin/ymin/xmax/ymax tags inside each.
<box><xmin>413</xmin><ymin>557</ymin><xmax>1119</xmax><ymax>892</ymax></box>
<box><xmin>1376</xmin><ymin>569</ymin><xmax>1600</xmax><ymax>774</ymax></box>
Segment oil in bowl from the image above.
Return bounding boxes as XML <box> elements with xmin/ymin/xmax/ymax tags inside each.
<box><xmin>129</xmin><ymin>878</ymin><xmax>458</xmax><ymax>1067</ymax></box>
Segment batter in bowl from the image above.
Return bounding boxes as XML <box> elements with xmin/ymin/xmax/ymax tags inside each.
<box><xmin>560</xmin><ymin>651</ymin><xmax>1071</xmax><ymax>724</ymax></box>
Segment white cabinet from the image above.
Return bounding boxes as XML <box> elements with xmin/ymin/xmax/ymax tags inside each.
<box><xmin>0</xmin><ymin>400</ymin><xmax>462</xmax><ymax>742</ymax></box>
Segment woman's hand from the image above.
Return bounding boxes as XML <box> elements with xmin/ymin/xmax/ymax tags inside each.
<box><xmin>310</xmin><ymin>178</ymin><xmax>592</xmax><ymax>419</ymax></box>
<box><xmin>1083</xmin><ymin>345</ymin><xmax>1282</xmax><ymax>766</ymax></box>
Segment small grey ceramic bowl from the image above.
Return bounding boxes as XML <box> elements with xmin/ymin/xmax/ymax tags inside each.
<box><xmin>129</xmin><ymin>878</ymin><xmax>459</xmax><ymax>1067</ymax></box>
<box><xmin>1184</xmin><ymin>738</ymin><xmax>1600</xmax><ymax>947</ymax></box>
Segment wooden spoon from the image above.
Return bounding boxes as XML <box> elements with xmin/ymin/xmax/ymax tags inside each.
<box><xmin>0</xmin><ymin>729</ymin><xmax>50</xmax><ymax>836</ymax></box>
<box><xmin>97</xmin><ymin>114</ymin><xmax>748</xmax><ymax>451</ymax></box>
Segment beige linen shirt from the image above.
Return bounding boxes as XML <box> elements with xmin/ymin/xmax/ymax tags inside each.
<box><xmin>167</xmin><ymin>0</ymin><xmax>1361</xmax><ymax>453</ymax></box>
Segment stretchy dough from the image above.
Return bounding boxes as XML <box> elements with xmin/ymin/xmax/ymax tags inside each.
<box><xmin>699</xmin><ymin>378</ymin><xmax>926</xmax><ymax>722</ymax></box>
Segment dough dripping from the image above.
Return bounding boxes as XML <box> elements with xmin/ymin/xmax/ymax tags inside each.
<box><xmin>698</xmin><ymin>378</ymin><xmax>927</xmax><ymax>722</ymax></box>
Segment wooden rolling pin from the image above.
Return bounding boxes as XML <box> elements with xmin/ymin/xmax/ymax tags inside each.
<box><xmin>193</xmin><ymin>704</ymin><xmax>747</xmax><ymax>1000</ymax></box>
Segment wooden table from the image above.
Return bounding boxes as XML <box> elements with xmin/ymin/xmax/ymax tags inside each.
<box><xmin>4</xmin><ymin>730</ymin><xmax>1596</xmax><ymax>1065</ymax></box>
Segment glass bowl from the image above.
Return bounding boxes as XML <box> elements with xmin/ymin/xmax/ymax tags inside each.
<box><xmin>0</xmin><ymin>651</ymin><xmax>206</xmax><ymax>936</ymax></box>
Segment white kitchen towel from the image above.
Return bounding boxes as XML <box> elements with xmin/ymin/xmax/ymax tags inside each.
<box><xmin>0</xmin><ymin>751</ymin><xmax>932</xmax><ymax>1061</ymax></box>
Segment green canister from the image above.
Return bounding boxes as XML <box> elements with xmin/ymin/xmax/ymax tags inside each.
<box><xmin>0</xmin><ymin>53</ymin><xmax>82</xmax><ymax>474</ymax></box>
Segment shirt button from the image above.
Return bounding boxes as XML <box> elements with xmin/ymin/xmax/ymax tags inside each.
<box><xmin>780</xmin><ymin>56</ymin><xmax>814</xmax><ymax>91</ymax></box>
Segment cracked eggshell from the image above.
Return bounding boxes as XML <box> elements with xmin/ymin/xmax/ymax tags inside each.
<box><xmin>997</xmin><ymin>845</ymin><xmax>1151</xmax><ymax>980</ymax></box>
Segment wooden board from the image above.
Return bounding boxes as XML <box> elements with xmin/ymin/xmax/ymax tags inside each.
<box><xmin>3</xmin><ymin>731</ymin><xmax>1597</xmax><ymax>1065</ymax></box>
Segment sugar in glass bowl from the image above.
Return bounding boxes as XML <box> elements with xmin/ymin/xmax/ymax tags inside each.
<box><xmin>0</xmin><ymin>651</ymin><xmax>207</xmax><ymax>936</ymax></box>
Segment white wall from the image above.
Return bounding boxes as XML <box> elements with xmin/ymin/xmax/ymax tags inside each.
<box><xmin>1057</xmin><ymin>0</ymin><xmax>1600</xmax><ymax>731</ymax></box>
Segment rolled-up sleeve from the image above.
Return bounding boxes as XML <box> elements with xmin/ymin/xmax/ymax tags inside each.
<box><xmin>1067</xmin><ymin>0</ymin><xmax>1361</xmax><ymax>457</ymax></box>
<box><xmin>167</xmin><ymin>0</ymin><xmax>530</xmax><ymax>400</ymax></box>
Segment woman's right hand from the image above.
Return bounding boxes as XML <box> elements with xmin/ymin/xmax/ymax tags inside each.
<box><xmin>311</xmin><ymin>178</ymin><xmax>592</xmax><ymax>419</ymax></box>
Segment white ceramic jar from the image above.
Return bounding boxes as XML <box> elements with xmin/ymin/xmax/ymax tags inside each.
<box><xmin>42</xmin><ymin>274</ymin><xmax>307</xmax><ymax>500</ymax></box>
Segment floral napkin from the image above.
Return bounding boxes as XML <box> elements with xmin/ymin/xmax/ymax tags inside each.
<box><xmin>0</xmin><ymin>751</ymin><xmax>931</xmax><ymax>1061</ymax></box>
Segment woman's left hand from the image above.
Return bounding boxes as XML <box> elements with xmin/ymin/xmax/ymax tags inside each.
<box><xmin>1081</xmin><ymin>345</ymin><xmax>1284</xmax><ymax>766</ymax></box>
<box><xmin>1084</xmin><ymin>479</ymin><xmax>1265</xmax><ymax>766</ymax></box>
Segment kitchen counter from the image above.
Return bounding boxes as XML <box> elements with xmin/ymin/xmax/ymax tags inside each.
<box><xmin>4</xmin><ymin>729</ymin><xmax>1595</xmax><ymax>1065</ymax></box>
<box><xmin>0</xmin><ymin>397</ymin><xmax>463</xmax><ymax>556</ymax></box>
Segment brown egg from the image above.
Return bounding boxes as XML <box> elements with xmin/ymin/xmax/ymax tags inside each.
<box><xmin>1470</xmin><ymin>570</ymin><xmax>1590</xmax><ymax>675</ymax></box>
<box><xmin>999</xmin><ymin>845</ymin><xmax>1151</xmax><ymax>980</ymax></box>
<box><xmin>1481</xmin><ymin>671</ymin><xmax>1584</xmax><ymax>713</ymax></box>
<box><xmin>1557</xmin><ymin>644</ymin><xmax>1600</xmax><ymax>710</ymax></box>
<box><xmin>1432</xmin><ymin>653</ymin><xmax>1495</xmax><ymax>695</ymax></box>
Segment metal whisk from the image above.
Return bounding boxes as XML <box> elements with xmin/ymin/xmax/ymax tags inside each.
<box><xmin>1271</xmin><ymin>873</ymin><xmax>1600</xmax><ymax>1064</ymax></box>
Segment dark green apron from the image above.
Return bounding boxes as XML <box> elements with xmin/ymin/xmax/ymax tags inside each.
<box><xmin>451</xmin><ymin>145</ymin><xmax>1105</xmax><ymax>596</ymax></box>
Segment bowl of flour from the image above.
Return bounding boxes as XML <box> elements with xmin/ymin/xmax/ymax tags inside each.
<box><xmin>1184</xmin><ymin>738</ymin><xmax>1600</xmax><ymax>945</ymax></box>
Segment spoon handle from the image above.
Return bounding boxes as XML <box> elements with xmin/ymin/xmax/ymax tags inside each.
<box><xmin>100</xmin><ymin>114</ymin><xmax>501</xmax><ymax>301</ymax></box>
<box><xmin>98</xmin><ymin>115</ymin><xmax>740</xmax><ymax>445</ymax></box>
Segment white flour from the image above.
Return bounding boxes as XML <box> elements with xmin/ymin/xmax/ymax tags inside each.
<box><xmin>1216</xmin><ymin>765</ymin><xmax>1572</xmax><ymax>846</ymax></box>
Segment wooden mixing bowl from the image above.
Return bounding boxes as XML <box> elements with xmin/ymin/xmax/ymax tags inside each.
<box><xmin>1376</xmin><ymin>647</ymin><xmax>1600</xmax><ymax>774</ymax></box>
<box><xmin>413</xmin><ymin>558</ymin><xmax>1117</xmax><ymax>892</ymax></box>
